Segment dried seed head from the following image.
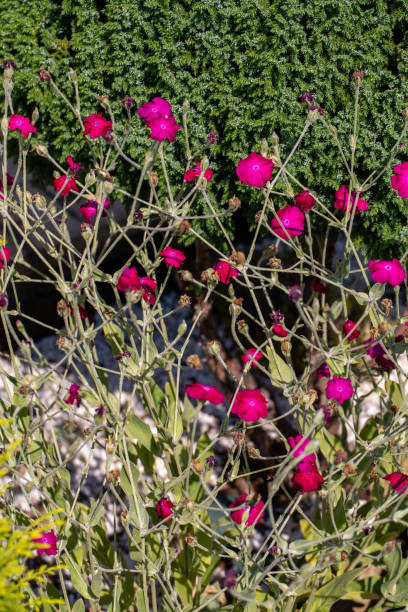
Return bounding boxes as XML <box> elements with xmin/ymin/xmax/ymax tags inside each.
<box><xmin>178</xmin><ymin>269</ymin><xmax>193</xmax><ymax>282</ymax></box>
<box><xmin>229</xmin><ymin>250</ymin><xmax>246</xmax><ymax>265</ymax></box>
<box><xmin>228</xmin><ymin>195</ymin><xmax>241</xmax><ymax>211</ymax></box>
<box><xmin>268</xmin><ymin>257</ymin><xmax>281</xmax><ymax>269</ymax></box>
<box><xmin>237</xmin><ymin>319</ymin><xmax>249</xmax><ymax>334</ymax></box>
<box><xmin>248</xmin><ymin>446</ymin><xmax>260</xmax><ymax>458</ymax></box>
<box><xmin>378</xmin><ymin>321</ymin><xmax>389</xmax><ymax>335</ymax></box>
<box><xmin>208</xmin><ymin>340</ymin><xmax>221</xmax><ymax>355</ymax></box>
<box><xmin>192</xmin><ymin>459</ymin><xmax>204</xmax><ymax>473</ymax></box>
<box><xmin>56</xmin><ymin>299</ymin><xmax>68</xmax><ymax>317</ymax></box>
<box><xmin>32</xmin><ymin>193</ymin><xmax>47</xmax><ymax>209</ymax></box>
<box><xmin>301</xmin><ymin>389</ymin><xmax>318</xmax><ymax>405</ymax></box>
<box><xmin>352</xmin><ymin>69</ymin><xmax>365</xmax><ymax>84</ymax></box>
<box><xmin>178</xmin><ymin>220</ymin><xmax>191</xmax><ymax>235</ymax></box>
<box><xmin>185</xmin><ymin>534</ymin><xmax>196</xmax><ymax>545</ymax></box>
<box><xmin>107</xmin><ymin>469</ymin><xmax>120</xmax><ymax>484</ymax></box>
<box><xmin>391</xmin><ymin>403</ymin><xmax>400</xmax><ymax>413</ymax></box>
<box><xmin>341</xmin><ymin>550</ymin><xmax>348</xmax><ymax>561</ymax></box>
<box><xmin>344</xmin><ymin>463</ymin><xmax>356</xmax><ymax>477</ymax></box>
<box><xmin>233</xmin><ymin>431</ymin><xmax>247</xmax><ymax>446</ymax></box>
<box><xmin>181</xmin><ymin>498</ymin><xmax>195</xmax><ymax>511</ymax></box>
<box><xmin>106</xmin><ymin>436</ymin><xmax>115</xmax><ymax>454</ymax></box>
<box><xmin>179</xmin><ymin>294</ymin><xmax>191</xmax><ymax>307</ymax></box>
<box><xmin>327</xmin><ymin>398</ymin><xmax>338</xmax><ymax>413</ymax></box>
<box><xmin>380</xmin><ymin>298</ymin><xmax>392</xmax><ymax>315</ymax></box>
<box><xmin>254</xmin><ymin>210</ymin><xmax>264</xmax><ymax>224</ymax></box>
<box><xmin>150</xmin><ymin>171</ymin><xmax>158</xmax><ymax>186</ymax></box>
<box><xmin>38</xmin><ymin>69</ymin><xmax>52</xmax><ymax>82</ymax></box>
<box><xmin>56</xmin><ymin>336</ymin><xmax>70</xmax><ymax>351</ymax></box>
<box><xmin>186</xmin><ymin>354</ymin><xmax>202</xmax><ymax>369</ymax></box>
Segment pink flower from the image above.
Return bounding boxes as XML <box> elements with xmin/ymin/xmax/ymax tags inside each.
<box><xmin>270</xmin><ymin>205</ymin><xmax>305</xmax><ymax>240</ymax></box>
<box><xmin>241</xmin><ymin>348</ymin><xmax>263</xmax><ymax>368</ymax></box>
<box><xmin>184</xmin><ymin>161</ymin><xmax>214</xmax><ymax>183</ymax></box>
<box><xmin>230</xmin><ymin>389</ymin><xmax>268</xmax><ymax>422</ymax></box>
<box><xmin>365</xmin><ymin>341</ymin><xmax>395</xmax><ymax>371</ymax></box>
<box><xmin>159</xmin><ymin>246</ymin><xmax>186</xmax><ymax>268</ymax></box>
<box><xmin>235</xmin><ymin>152</ymin><xmax>274</xmax><ymax>188</ymax></box>
<box><xmin>213</xmin><ymin>261</ymin><xmax>238</xmax><ymax>284</ymax></box>
<box><xmin>116</xmin><ymin>267</ymin><xmax>157</xmax><ymax>305</ymax></box>
<box><xmin>382</xmin><ymin>472</ymin><xmax>408</xmax><ymax>494</ymax></box>
<box><xmin>32</xmin><ymin>529</ymin><xmax>58</xmax><ymax>556</ymax></box>
<box><xmin>343</xmin><ymin>320</ymin><xmax>360</xmax><ymax>341</ymax></box>
<box><xmin>326</xmin><ymin>376</ymin><xmax>354</xmax><ymax>405</ymax></box>
<box><xmin>334</xmin><ymin>185</ymin><xmax>369</xmax><ymax>212</ymax></box>
<box><xmin>368</xmin><ymin>259</ymin><xmax>406</xmax><ymax>287</ymax></box>
<box><xmin>137</xmin><ymin>97</ymin><xmax>172</xmax><ymax>123</ymax></box>
<box><xmin>316</xmin><ymin>362</ymin><xmax>330</xmax><ymax>378</ymax></box>
<box><xmin>0</xmin><ymin>247</ymin><xmax>11</xmax><ymax>269</ymax></box>
<box><xmin>65</xmin><ymin>384</ymin><xmax>80</xmax><ymax>407</ymax></box>
<box><xmin>53</xmin><ymin>175</ymin><xmax>78</xmax><ymax>196</ymax></box>
<box><xmin>66</xmin><ymin>155</ymin><xmax>83</xmax><ymax>175</ymax></box>
<box><xmin>156</xmin><ymin>497</ymin><xmax>174</xmax><ymax>521</ymax></box>
<box><xmin>288</xmin><ymin>435</ymin><xmax>317</xmax><ymax>467</ymax></box>
<box><xmin>391</xmin><ymin>162</ymin><xmax>408</xmax><ymax>198</ymax></box>
<box><xmin>272</xmin><ymin>324</ymin><xmax>288</xmax><ymax>337</ymax></box>
<box><xmin>80</xmin><ymin>198</ymin><xmax>110</xmax><ymax>224</ymax></box>
<box><xmin>185</xmin><ymin>383</ymin><xmax>224</xmax><ymax>405</ymax></box>
<box><xmin>148</xmin><ymin>115</ymin><xmax>180</xmax><ymax>142</ymax></box>
<box><xmin>292</xmin><ymin>462</ymin><xmax>324</xmax><ymax>493</ymax></box>
<box><xmin>312</xmin><ymin>279</ymin><xmax>327</xmax><ymax>294</ymax></box>
<box><xmin>83</xmin><ymin>113</ymin><xmax>112</xmax><ymax>139</ymax></box>
<box><xmin>229</xmin><ymin>493</ymin><xmax>264</xmax><ymax>527</ymax></box>
<box><xmin>8</xmin><ymin>114</ymin><xmax>37</xmax><ymax>139</ymax></box>
<box><xmin>294</xmin><ymin>190</ymin><xmax>316</xmax><ymax>212</ymax></box>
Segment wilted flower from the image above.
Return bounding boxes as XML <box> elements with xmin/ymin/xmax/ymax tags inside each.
<box><xmin>220</xmin><ymin>570</ymin><xmax>237</xmax><ymax>589</ymax></box>
<box><xmin>292</xmin><ymin>462</ymin><xmax>324</xmax><ymax>492</ymax></box>
<box><xmin>83</xmin><ymin>113</ymin><xmax>112</xmax><ymax>139</ymax></box>
<box><xmin>316</xmin><ymin>362</ymin><xmax>330</xmax><ymax>378</ymax></box>
<box><xmin>207</xmin><ymin>129</ymin><xmax>218</xmax><ymax>144</ymax></box>
<box><xmin>185</xmin><ymin>383</ymin><xmax>224</xmax><ymax>405</ymax></box>
<box><xmin>365</xmin><ymin>341</ymin><xmax>395</xmax><ymax>371</ymax></box>
<box><xmin>288</xmin><ymin>285</ymin><xmax>302</xmax><ymax>301</ymax></box>
<box><xmin>236</xmin><ymin>152</ymin><xmax>274</xmax><ymax>188</ymax></box>
<box><xmin>334</xmin><ymin>185</ymin><xmax>369</xmax><ymax>213</ymax></box>
<box><xmin>184</xmin><ymin>161</ymin><xmax>213</xmax><ymax>183</ymax></box>
<box><xmin>312</xmin><ymin>279</ymin><xmax>327</xmax><ymax>294</ymax></box>
<box><xmin>230</xmin><ymin>389</ymin><xmax>268</xmax><ymax>422</ymax></box>
<box><xmin>206</xmin><ymin>455</ymin><xmax>216</xmax><ymax>468</ymax></box>
<box><xmin>8</xmin><ymin>115</ymin><xmax>37</xmax><ymax>139</ymax></box>
<box><xmin>80</xmin><ymin>198</ymin><xmax>110</xmax><ymax>224</ymax></box>
<box><xmin>308</xmin><ymin>104</ymin><xmax>324</xmax><ymax>115</ymax></box>
<box><xmin>0</xmin><ymin>293</ymin><xmax>8</xmax><ymax>308</ymax></box>
<box><xmin>37</xmin><ymin>69</ymin><xmax>52</xmax><ymax>82</ymax></box>
<box><xmin>272</xmin><ymin>324</ymin><xmax>288</xmax><ymax>337</ymax></box>
<box><xmin>65</xmin><ymin>384</ymin><xmax>80</xmax><ymax>407</ymax></box>
<box><xmin>229</xmin><ymin>493</ymin><xmax>264</xmax><ymax>526</ymax></box>
<box><xmin>294</xmin><ymin>190</ymin><xmax>316</xmax><ymax>212</ymax></box>
<box><xmin>269</xmin><ymin>310</ymin><xmax>284</xmax><ymax>323</ymax></box>
<box><xmin>271</xmin><ymin>205</ymin><xmax>305</xmax><ymax>239</ymax></box>
<box><xmin>299</xmin><ymin>92</ymin><xmax>315</xmax><ymax>102</ymax></box>
<box><xmin>66</xmin><ymin>155</ymin><xmax>83</xmax><ymax>176</ymax></box>
<box><xmin>32</xmin><ymin>529</ymin><xmax>58</xmax><ymax>556</ymax></box>
<box><xmin>121</xmin><ymin>96</ymin><xmax>134</xmax><ymax>109</ymax></box>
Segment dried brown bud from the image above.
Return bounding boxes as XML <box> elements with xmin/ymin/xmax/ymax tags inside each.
<box><xmin>288</xmin><ymin>394</ymin><xmax>299</xmax><ymax>406</ymax></box>
<box><xmin>327</xmin><ymin>398</ymin><xmax>338</xmax><ymax>413</ymax></box>
<box><xmin>17</xmin><ymin>384</ymin><xmax>32</xmax><ymax>396</ymax></box>
<box><xmin>233</xmin><ymin>431</ymin><xmax>247</xmax><ymax>446</ymax></box>
<box><xmin>97</xmin><ymin>94</ymin><xmax>110</xmax><ymax>107</ymax></box>
<box><xmin>178</xmin><ymin>269</ymin><xmax>193</xmax><ymax>282</ymax></box>
<box><xmin>228</xmin><ymin>195</ymin><xmax>241</xmax><ymax>211</ymax></box>
<box><xmin>344</xmin><ymin>463</ymin><xmax>356</xmax><ymax>477</ymax></box>
<box><xmin>33</xmin><ymin>143</ymin><xmax>48</xmax><ymax>157</ymax></box>
<box><xmin>192</xmin><ymin>459</ymin><xmax>204</xmax><ymax>473</ymax></box>
<box><xmin>38</xmin><ymin>69</ymin><xmax>52</xmax><ymax>82</ymax></box>
<box><xmin>107</xmin><ymin>469</ymin><xmax>120</xmax><ymax>484</ymax></box>
<box><xmin>56</xmin><ymin>336</ymin><xmax>69</xmax><ymax>351</ymax></box>
<box><xmin>229</xmin><ymin>251</ymin><xmax>246</xmax><ymax>265</ymax></box>
<box><xmin>63</xmin><ymin>420</ymin><xmax>76</xmax><ymax>433</ymax></box>
<box><xmin>391</xmin><ymin>403</ymin><xmax>400</xmax><ymax>413</ymax></box>
<box><xmin>352</xmin><ymin>70</ymin><xmax>365</xmax><ymax>83</ymax></box>
<box><xmin>248</xmin><ymin>446</ymin><xmax>260</xmax><ymax>458</ymax></box>
<box><xmin>334</xmin><ymin>449</ymin><xmax>348</xmax><ymax>464</ymax></box>
<box><xmin>237</xmin><ymin>319</ymin><xmax>249</xmax><ymax>334</ymax></box>
<box><xmin>268</xmin><ymin>257</ymin><xmax>281</xmax><ymax>269</ymax></box>
<box><xmin>388</xmin><ymin>438</ymin><xmax>396</xmax><ymax>447</ymax></box>
<box><xmin>341</xmin><ymin>550</ymin><xmax>348</xmax><ymax>561</ymax></box>
<box><xmin>369</xmin><ymin>326</ymin><xmax>381</xmax><ymax>340</ymax></box>
<box><xmin>380</xmin><ymin>298</ymin><xmax>392</xmax><ymax>315</ymax></box>
<box><xmin>120</xmin><ymin>510</ymin><xmax>128</xmax><ymax>523</ymax></box>
<box><xmin>150</xmin><ymin>171</ymin><xmax>158</xmax><ymax>186</ymax></box>
<box><xmin>281</xmin><ymin>340</ymin><xmax>291</xmax><ymax>354</ymax></box>
<box><xmin>254</xmin><ymin>210</ymin><xmax>264</xmax><ymax>224</ymax></box>
<box><xmin>181</xmin><ymin>498</ymin><xmax>195</xmax><ymax>511</ymax></box>
<box><xmin>178</xmin><ymin>220</ymin><xmax>191</xmax><ymax>235</ymax></box>
<box><xmin>185</xmin><ymin>534</ymin><xmax>196</xmax><ymax>545</ymax></box>
<box><xmin>186</xmin><ymin>354</ymin><xmax>202</xmax><ymax>369</ymax></box>
<box><xmin>179</xmin><ymin>294</ymin><xmax>191</xmax><ymax>307</ymax></box>
<box><xmin>32</xmin><ymin>193</ymin><xmax>46</xmax><ymax>209</ymax></box>
<box><xmin>57</xmin><ymin>299</ymin><xmax>68</xmax><ymax>317</ymax></box>
<box><xmin>301</xmin><ymin>389</ymin><xmax>318</xmax><ymax>405</ymax></box>
<box><xmin>83</xmin><ymin>428</ymin><xmax>91</xmax><ymax>437</ymax></box>
<box><xmin>378</xmin><ymin>321</ymin><xmax>389</xmax><ymax>335</ymax></box>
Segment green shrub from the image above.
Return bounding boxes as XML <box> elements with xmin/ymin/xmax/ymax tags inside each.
<box><xmin>2</xmin><ymin>0</ymin><xmax>408</xmax><ymax>254</ymax></box>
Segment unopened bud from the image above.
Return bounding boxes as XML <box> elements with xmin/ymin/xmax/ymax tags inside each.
<box><xmin>201</xmin><ymin>156</ymin><xmax>209</xmax><ymax>171</ymax></box>
<box><xmin>150</xmin><ymin>171</ymin><xmax>158</xmax><ymax>186</ymax></box>
<box><xmin>85</xmin><ymin>171</ymin><xmax>96</xmax><ymax>186</ymax></box>
<box><xmin>97</xmin><ymin>94</ymin><xmax>109</xmax><ymax>108</ymax></box>
<box><xmin>228</xmin><ymin>196</ymin><xmax>241</xmax><ymax>211</ymax></box>
<box><xmin>281</xmin><ymin>340</ymin><xmax>291</xmax><ymax>354</ymax></box>
<box><xmin>352</xmin><ymin>70</ymin><xmax>365</xmax><ymax>84</ymax></box>
<box><xmin>34</xmin><ymin>143</ymin><xmax>48</xmax><ymax>157</ymax></box>
<box><xmin>178</xmin><ymin>269</ymin><xmax>193</xmax><ymax>282</ymax></box>
<box><xmin>1</xmin><ymin>117</ymin><xmax>8</xmax><ymax>136</ymax></box>
<box><xmin>103</xmin><ymin>181</ymin><xmax>114</xmax><ymax>194</ymax></box>
<box><xmin>208</xmin><ymin>340</ymin><xmax>221</xmax><ymax>355</ymax></box>
<box><xmin>261</xmin><ymin>138</ymin><xmax>268</xmax><ymax>156</ymax></box>
<box><xmin>81</xmin><ymin>223</ymin><xmax>93</xmax><ymax>241</ymax></box>
<box><xmin>229</xmin><ymin>251</ymin><xmax>245</xmax><ymax>265</ymax></box>
<box><xmin>237</xmin><ymin>319</ymin><xmax>249</xmax><ymax>334</ymax></box>
<box><xmin>69</xmin><ymin>68</ymin><xmax>78</xmax><ymax>83</ymax></box>
<box><xmin>183</xmin><ymin>99</ymin><xmax>190</xmax><ymax>113</ymax></box>
<box><xmin>378</xmin><ymin>321</ymin><xmax>388</xmax><ymax>335</ymax></box>
<box><xmin>181</xmin><ymin>497</ymin><xmax>195</xmax><ymax>511</ymax></box>
<box><xmin>271</xmin><ymin>131</ymin><xmax>279</xmax><ymax>146</ymax></box>
<box><xmin>178</xmin><ymin>220</ymin><xmax>191</xmax><ymax>235</ymax></box>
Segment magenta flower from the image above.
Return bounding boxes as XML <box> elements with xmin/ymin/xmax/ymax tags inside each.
<box><xmin>137</xmin><ymin>97</ymin><xmax>172</xmax><ymax>123</ymax></box>
<box><xmin>326</xmin><ymin>376</ymin><xmax>354</xmax><ymax>405</ymax></box>
<box><xmin>185</xmin><ymin>383</ymin><xmax>225</xmax><ymax>405</ymax></box>
<box><xmin>383</xmin><ymin>472</ymin><xmax>408</xmax><ymax>494</ymax></box>
<box><xmin>270</xmin><ymin>205</ymin><xmax>305</xmax><ymax>240</ymax></box>
<box><xmin>288</xmin><ymin>435</ymin><xmax>316</xmax><ymax>467</ymax></box>
<box><xmin>292</xmin><ymin>462</ymin><xmax>324</xmax><ymax>493</ymax></box>
<box><xmin>316</xmin><ymin>362</ymin><xmax>330</xmax><ymax>378</ymax></box>
<box><xmin>391</xmin><ymin>162</ymin><xmax>408</xmax><ymax>198</ymax></box>
<box><xmin>184</xmin><ymin>161</ymin><xmax>214</xmax><ymax>183</ymax></box>
<box><xmin>312</xmin><ymin>279</ymin><xmax>327</xmax><ymax>294</ymax></box>
<box><xmin>294</xmin><ymin>190</ymin><xmax>316</xmax><ymax>212</ymax></box>
<box><xmin>148</xmin><ymin>115</ymin><xmax>180</xmax><ymax>142</ymax></box>
<box><xmin>0</xmin><ymin>172</ymin><xmax>14</xmax><ymax>189</ymax></box>
<box><xmin>213</xmin><ymin>261</ymin><xmax>238</xmax><ymax>284</ymax></box>
<box><xmin>65</xmin><ymin>384</ymin><xmax>80</xmax><ymax>407</ymax></box>
<box><xmin>334</xmin><ymin>185</ymin><xmax>369</xmax><ymax>213</ymax></box>
<box><xmin>230</xmin><ymin>389</ymin><xmax>268</xmax><ymax>422</ymax></box>
<box><xmin>229</xmin><ymin>493</ymin><xmax>265</xmax><ymax>526</ymax></box>
<box><xmin>343</xmin><ymin>320</ymin><xmax>360</xmax><ymax>341</ymax></box>
<box><xmin>53</xmin><ymin>175</ymin><xmax>78</xmax><ymax>196</ymax></box>
<box><xmin>66</xmin><ymin>155</ymin><xmax>83</xmax><ymax>176</ymax></box>
<box><xmin>241</xmin><ymin>348</ymin><xmax>263</xmax><ymax>368</ymax></box>
<box><xmin>159</xmin><ymin>246</ymin><xmax>186</xmax><ymax>268</ymax></box>
<box><xmin>32</xmin><ymin>529</ymin><xmax>58</xmax><ymax>556</ymax></box>
<box><xmin>235</xmin><ymin>152</ymin><xmax>274</xmax><ymax>188</ymax></box>
<box><xmin>156</xmin><ymin>497</ymin><xmax>174</xmax><ymax>521</ymax></box>
<box><xmin>8</xmin><ymin>115</ymin><xmax>36</xmax><ymax>139</ymax></box>
<box><xmin>0</xmin><ymin>246</ymin><xmax>11</xmax><ymax>270</ymax></box>
<box><xmin>272</xmin><ymin>324</ymin><xmax>288</xmax><ymax>337</ymax></box>
<box><xmin>83</xmin><ymin>113</ymin><xmax>112</xmax><ymax>139</ymax></box>
<box><xmin>80</xmin><ymin>198</ymin><xmax>110</xmax><ymax>224</ymax></box>
<box><xmin>368</xmin><ymin>258</ymin><xmax>406</xmax><ymax>286</ymax></box>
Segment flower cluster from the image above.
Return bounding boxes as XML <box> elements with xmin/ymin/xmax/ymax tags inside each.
<box><xmin>137</xmin><ymin>97</ymin><xmax>180</xmax><ymax>142</ymax></box>
<box><xmin>83</xmin><ymin>113</ymin><xmax>112</xmax><ymax>139</ymax></box>
<box><xmin>289</xmin><ymin>435</ymin><xmax>324</xmax><ymax>493</ymax></box>
<box><xmin>117</xmin><ymin>267</ymin><xmax>156</xmax><ymax>305</ymax></box>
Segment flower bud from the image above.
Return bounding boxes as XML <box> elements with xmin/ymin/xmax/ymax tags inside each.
<box><xmin>1</xmin><ymin>117</ymin><xmax>8</xmax><ymax>136</ymax></box>
<box><xmin>85</xmin><ymin>171</ymin><xmax>96</xmax><ymax>186</ymax></box>
<box><xmin>31</xmin><ymin>107</ymin><xmax>39</xmax><ymax>124</ymax></box>
<box><xmin>207</xmin><ymin>129</ymin><xmax>218</xmax><ymax>144</ymax></box>
<box><xmin>121</xmin><ymin>96</ymin><xmax>134</xmax><ymax>109</ymax></box>
<box><xmin>237</xmin><ymin>319</ymin><xmax>249</xmax><ymax>334</ymax></box>
<box><xmin>106</xmin><ymin>436</ymin><xmax>115</xmax><ymax>454</ymax></box>
<box><xmin>271</xmin><ymin>131</ymin><xmax>279</xmax><ymax>146</ymax></box>
<box><xmin>186</xmin><ymin>354</ymin><xmax>202</xmax><ymax>369</ymax></box>
<box><xmin>69</xmin><ymin>68</ymin><xmax>78</xmax><ymax>83</ymax></box>
<box><xmin>192</xmin><ymin>459</ymin><xmax>204</xmax><ymax>473</ymax></box>
<box><xmin>32</xmin><ymin>193</ymin><xmax>46</xmax><ymax>209</ymax></box>
<box><xmin>103</xmin><ymin>180</ymin><xmax>114</xmax><ymax>194</ymax></box>
<box><xmin>261</xmin><ymin>138</ymin><xmax>268</xmax><ymax>156</ymax></box>
<box><xmin>34</xmin><ymin>143</ymin><xmax>48</xmax><ymax>157</ymax></box>
<box><xmin>352</xmin><ymin>69</ymin><xmax>365</xmax><ymax>84</ymax></box>
<box><xmin>208</xmin><ymin>340</ymin><xmax>221</xmax><ymax>355</ymax></box>
<box><xmin>201</xmin><ymin>156</ymin><xmax>209</xmax><ymax>171</ymax></box>
<box><xmin>81</xmin><ymin>223</ymin><xmax>93</xmax><ymax>241</ymax></box>
<box><xmin>281</xmin><ymin>340</ymin><xmax>291</xmax><ymax>354</ymax></box>
<box><xmin>3</xmin><ymin>60</ymin><xmax>16</xmax><ymax>79</ymax></box>
<box><xmin>56</xmin><ymin>336</ymin><xmax>71</xmax><ymax>352</ymax></box>
<box><xmin>178</xmin><ymin>270</ymin><xmax>193</xmax><ymax>282</ymax></box>
<box><xmin>97</xmin><ymin>94</ymin><xmax>110</xmax><ymax>108</ymax></box>
<box><xmin>183</xmin><ymin>99</ymin><xmax>190</xmax><ymax>113</ymax></box>
<box><xmin>0</xmin><ymin>293</ymin><xmax>8</xmax><ymax>308</ymax></box>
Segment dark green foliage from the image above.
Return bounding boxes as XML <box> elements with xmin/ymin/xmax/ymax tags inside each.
<box><xmin>1</xmin><ymin>0</ymin><xmax>408</xmax><ymax>255</ymax></box>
